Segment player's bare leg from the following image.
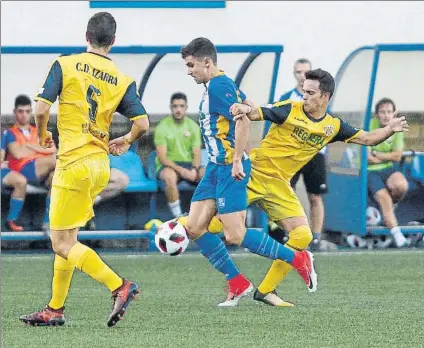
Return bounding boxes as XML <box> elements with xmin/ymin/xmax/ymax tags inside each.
<box><xmin>375</xmin><ymin>188</ymin><xmax>406</xmax><ymax>248</ymax></box>
<box><xmin>19</xmin><ymin>228</ymin><xmax>139</xmax><ymax>327</ymax></box>
<box><xmin>308</xmin><ymin>193</ymin><xmax>324</xmax><ymax>251</ymax></box>
<box><xmin>186</xmin><ymin>201</ymin><xmax>251</xmax><ymax>307</ymax></box>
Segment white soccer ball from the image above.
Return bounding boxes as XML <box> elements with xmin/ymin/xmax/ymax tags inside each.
<box><xmin>366</xmin><ymin>206</ymin><xmax>382</xmax><ymax>226</ymax></box>
<box><xmin>155</xmin><ymin>220</ymin><xmax>190</xmax><ymax>256</ymax></box>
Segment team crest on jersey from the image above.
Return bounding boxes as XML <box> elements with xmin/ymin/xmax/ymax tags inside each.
<box><xmin>323</xmin><ymin>125</ymin><xmax>335</xmax><ymax>136</ymax></box>
<box><xmin>184</xmin><ymin>130</ymin><xmax>191</xmax><ymax>137</ymax></box>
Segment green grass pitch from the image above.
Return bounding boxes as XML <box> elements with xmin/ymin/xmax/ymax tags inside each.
<box><xmin>2</xmin><ymin>250</ymin><xmax>423</xmax><ymax>348</ymax></box>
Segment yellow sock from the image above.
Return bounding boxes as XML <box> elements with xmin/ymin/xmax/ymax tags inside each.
<box><xmin>48</xmin><ymin>255</ymin><xmax>75</xmax><ymax>310</ymax></box>
<box><xmin>68</xmin><ymin>242</ymin><xmax>123</xmax><ymax>292</ymax></box>
<box><xmin>177</xmin><ymin>215</ymin><xmax>223</xmax><ymax>234</ymax></box>
<box><xmin>258</xmin><ymin>225</ymin><xmax>312</xmax><ymax>294</ymax></box>
<box><xmin>258</xmin><ymin>260</ymin><xmax>293</xmax><ymax>294</ymax></box>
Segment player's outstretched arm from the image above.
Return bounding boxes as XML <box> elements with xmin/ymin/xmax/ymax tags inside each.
<box><xmin>349</xmin><ymin>115</ymin><xmax>409</xmax><ymax>146</ymax></box>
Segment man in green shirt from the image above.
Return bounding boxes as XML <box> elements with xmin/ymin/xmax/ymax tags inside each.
<box><xmin>154</xmin><ymin>92</ymin><xmax>204</xmax><ymax>217</ymax></box>
<box><xmin>368</xmin><ymin>98</ymin><xmax>408</xmax><ymax>247</ymax></box>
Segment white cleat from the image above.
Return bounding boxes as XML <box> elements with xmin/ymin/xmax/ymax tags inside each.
<box><xmin>253</xmin><ymin>289</ymin><xmax>295</xmax><ymax>307</ymax></box>
<box><xmin>306</xmin><ymin>250</ymin><xmax>318</xmax><ymax>293</ymax></box>
<box><xmin>217</xmin><ymin>283</ymin><xmax>253</xmax><ymax>307</ymax></box>
<box><xmin>293</xmin><ymin>250</ymin><xmax>318</xmax><ymax>293</ymax></box>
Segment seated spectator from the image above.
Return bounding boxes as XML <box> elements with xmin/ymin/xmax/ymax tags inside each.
<box><xmin>368</xmin><ymin>98</ymin><xmax>408</xmax><ymax>248</ymax></box>
<box><xmin>3</xmin><ymin>95</ymin><xmax>56</xmax><ymax>231</ymax></box>
<box><xmin>154</xmin><ymin>92</ymin><xmax>204</xmax><ymax>218</ymax></box>
<box><xmin>1</xmin><ymin>130</ymin><xmax>28</xmax><ymax>231</ymax></box>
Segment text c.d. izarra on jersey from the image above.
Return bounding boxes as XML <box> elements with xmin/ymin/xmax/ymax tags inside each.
<box><xmin>76</xmin><ymin>63</ymin><xmax>118</xmax><ymax>86</ymax></box>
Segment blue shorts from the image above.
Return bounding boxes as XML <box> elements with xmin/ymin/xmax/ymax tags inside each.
<box><xmin>20</xmin><ymin>160</ymin><xmax>38</xmax><ymax>183</ymax></box>
<box><xmin>192</xmin><ymin>159</ymin><xmax>251</xmax><ymax>214</ymax></box>
<box><xmin>1</xmin><ymin>168</ymin><xmax>11</xmax><ymax>181</ymax></box>
<box><xmin>368</xmin><ymin>166</ymin><xmax>397</xmax><ymax>196</ymax></box>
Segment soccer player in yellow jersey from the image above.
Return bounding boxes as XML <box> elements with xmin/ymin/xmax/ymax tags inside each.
<box><xmin>226</xmin><ymin>68</ymin><xmax>409</xmax><ymax>306</ymax></box>
<box><xmin>19</xmin><ymin>12</ymin><xmax>149</xmax><ymax>327</ymax></box>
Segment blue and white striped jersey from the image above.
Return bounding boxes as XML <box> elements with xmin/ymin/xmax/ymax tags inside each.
<box><xmin>199</xmin><ymin>71</ymin><xmax>248</xmax><ymax>164</ymax></box>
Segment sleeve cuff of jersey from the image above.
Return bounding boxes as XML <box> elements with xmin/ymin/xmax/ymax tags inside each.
<box><xmin>345</xmin><ymin>130</ymin><xmax>363</xmax><ymax>143</ymax></box>
<box><xmin>33</xmin><ymin>96</ymin><xmax>54</xmax><ymax>105</ymax></box>
<box><xmin>257</xmin><ymin>107</ymin><xmax>264</xmax><ymax>120</ymax></box>
<box><xmin>129</xmin><ymin>114</ymin><xmax>148</xmax><ymax>121</ymax></box>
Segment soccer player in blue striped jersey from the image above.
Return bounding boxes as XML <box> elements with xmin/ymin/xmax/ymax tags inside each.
<box><xmin>180</xmin><ymin>38</ymin><xmax>317</xmax><ymax>306</ymax></box>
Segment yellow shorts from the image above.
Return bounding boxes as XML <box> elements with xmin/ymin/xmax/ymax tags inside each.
<box><xmin>247</xmin><ymin>167</ymin><xmax>306</xmax><ymax>222</ymax></box>
<box><xmin>50</xmin><ymin>153</ymin><xmax>110</xmax><ymax>230</ymax></box>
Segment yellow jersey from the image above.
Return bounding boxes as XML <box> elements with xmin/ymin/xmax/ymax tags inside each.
<box><xmin>35</xmin><ymin>52</ymin><xmax>148</xmax><ymax>168</ymax></box>
<box><xmin>250</xmin><ymin>100</ymin><xmax>362</xmax><ymax>179</ymax></box>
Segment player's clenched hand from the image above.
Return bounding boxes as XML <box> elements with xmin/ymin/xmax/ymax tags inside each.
<box><xmin>232</xmin><ymin>159</ymin><xmax>245</xmax><ymax>181</ymax></box>
<box><xmin>389</xmin><ymin>114</ymin><xmax>409</xmax><ymax>132</ymax></box>
<box><xmin>229</xmin><ymin>103</ymin><xmax>251</xmax><ymax>116</ymax></box>
<box><xmin>108</xmin><ymin>136</ymin><xmax>131</xmax><ymax>156</ymax></box>
<box><xmin>39</xmin><ymin>131</ymin><xmax>54</xmax><ymax>148</ymax></box>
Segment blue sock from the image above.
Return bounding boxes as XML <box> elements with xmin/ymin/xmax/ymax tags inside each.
<box><xmin>7</xmin><ymin>197</ymin><xmax>24</xmax><ymax>221</ymax></box>
<box><xmin>195</xmin><ymin>232</ymin><xmax>240</xmax><ymax>280</ymax></box>
<box><xmin>241</xmin><ymin>229</ymin><xmax>295</xmax><ymax>263</ymax></box>
<box><xmin>43</xmin><ymin>196</ymin><xmax>51</xmax><ymax>223</ymax></box>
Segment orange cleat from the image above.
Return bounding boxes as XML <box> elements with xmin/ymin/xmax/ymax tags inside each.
<box><xmin>107</xmin><ymin>279</ymin><xmax>139</xmax><ymax>327</ymax></box>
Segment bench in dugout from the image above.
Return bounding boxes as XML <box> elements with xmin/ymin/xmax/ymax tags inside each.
<box><xmin>324</xmin><ymin>43</ymin><xmax>424</xmax><ymax>237</ymax></box>
<box><xmin>1</xmin><ymin>149</ymin><xmax>158</xmax><ymax>248</ymax></box>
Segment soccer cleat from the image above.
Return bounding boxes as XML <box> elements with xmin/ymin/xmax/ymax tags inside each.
<box><xmin>6</xmin><ymin>220</ymin><xmax>24</xmax><ymax>232</ymax></box>
<box><xmin>107</xmin><ymin>279</ymin><xmax>139</xmax><ymax>327</ymax></box>
<box><xmin>19</xmin><ymin>306</ymin><xmax>65</xmax><ymax>326</ymax></box>
<box><xmin>253</xmin><ymin>289</ymin><xmax>295</xmax><ymax>307</ymax></box>
<box><xmin>218</xmin><ymin>274</ymin><xmax>253</xmax><ymax>307</ymax></box>
<box><xmin>292</xmin><ymin>250</ymin><xmax>318</xmax><ymax>293</ymax></box>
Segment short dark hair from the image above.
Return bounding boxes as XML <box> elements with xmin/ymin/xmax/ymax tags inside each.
<box><xmin>294</xmin><ymin>58</ymin><xmax>312</xmax><ymax>68</ymax></box>
<box><xmin>375</xmin><ymin>98</ymin><xmax>396</xmax><ymax>114</ymax></box>
<box><xmin>170</xmin><ymin>92</ymin><xmax>187</xmax><ymax>104</ymax></box>
<box><xmin>14</xmin><ymin>94</ymin><xmax>31</xmax><ymax>109</ymax></box>
<box><xmin>180</xmin><ymin>37</ymin><xmax>217</xmax><ymax>65</ymax></box>
<box><xmin>305</xmin><ymin>68</ymin><xmax>335</xmax><ymax>99</ymax></box>
<box><xmin>86</xmin><ymin>12</ymin><xmax>117</xmax><ymax>48</ymax></box>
